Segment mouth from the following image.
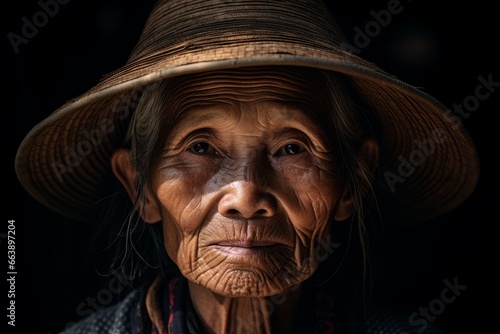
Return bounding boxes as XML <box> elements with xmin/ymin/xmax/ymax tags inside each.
<box><xmin>212</xmin><ymin>240</ymin><xmax>285</xmax><ymax>255</ymax></box>
<box><xmin>216</xmin><ymin>240</ymin><xmax>278</xmax><ymax>247</ymax></box>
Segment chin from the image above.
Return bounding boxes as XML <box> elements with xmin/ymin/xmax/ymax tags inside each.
<box><xmin>196</xmin><ymin>267</ymin><xmax>311</xmax><ymax>298</ymax></box>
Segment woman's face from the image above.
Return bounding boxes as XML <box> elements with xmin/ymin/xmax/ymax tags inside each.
<box><xmin>146</xmin><ymin>71</ymin><xmax>353</xmax><ymax>297</ymax></box>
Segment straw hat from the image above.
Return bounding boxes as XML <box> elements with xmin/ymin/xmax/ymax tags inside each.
<box><xmin>15</xmin><ymin>0</ymin><xmax>479</xmax><ymax>224</ymax></box>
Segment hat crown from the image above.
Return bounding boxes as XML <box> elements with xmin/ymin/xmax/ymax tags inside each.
<box><xmin>128</xmin><ymin>0</ymin><xmax>347</xmax><ymax>63</ymax></box>
<box><xmin>15</xmin><ymin>0</ymin><xmax>479</xmax><ymax>224</ymax></box>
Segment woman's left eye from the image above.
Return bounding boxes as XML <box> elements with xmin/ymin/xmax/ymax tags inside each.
<box><xmin>278</xmin><ymin>143</ymin><xmax>305</xmax><ymax>156</ymax></box>
<box><xmin>188</xmin><ymin>142</ymin><xmax>218</xmax><ymax>155</ymax></box>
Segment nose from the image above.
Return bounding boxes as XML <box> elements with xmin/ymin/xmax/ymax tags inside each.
<box><xmin>218</xmin><ymin>180</ymin><xmax>277</xmax><ymax>219</ymax></box>
<box><xmin>218</xmin><ymin>184</ymin><xmax>277</xmax><ymax>219</ymax></box>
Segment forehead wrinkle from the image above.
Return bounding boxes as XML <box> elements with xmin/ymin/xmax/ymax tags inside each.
<box><xmin>158</xmin><ymin>68</ymin><xmax>333</xmax><ymax>147</ymax></box>
<box><xmin>165</xmin><ymin>105</ymin><xmax>232</xmax><ymax>146</ymax></box>
<box><xmin>171</xmin><ymin>101</ymin><xmax>317</xmax><ymax>135</ymax></box>
<box><xmin>167</xmin><ymin>102</ymin><xmax>332</xmax><ymax>157</ymax></box>
<box><xmin>160</xmin><ymin>66</ymin><xmax>328</xmax><ymax>121</ymax></box>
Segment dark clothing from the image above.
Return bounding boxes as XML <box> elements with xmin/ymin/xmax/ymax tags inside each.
<box><xmin>60</xmin><ymin>272</ymin><xmax>444</xmax><ymax>334</ymax></box>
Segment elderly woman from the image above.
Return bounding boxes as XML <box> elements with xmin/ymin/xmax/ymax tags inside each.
<box><xmin>15</xmin><ymin>0</ymin><xmax>479</xmax><ymax>333</ymax></box>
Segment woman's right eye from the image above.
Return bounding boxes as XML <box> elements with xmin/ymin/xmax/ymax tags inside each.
<box><xmin>188</xmin><ymin>141</ymin><xmax>218</xmax><ymax>155</ymax></box>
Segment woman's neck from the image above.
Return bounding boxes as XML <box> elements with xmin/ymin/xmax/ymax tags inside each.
<box><xmin>188</xmin><ymin>281</ymin><xmax>302</xmax><ymax>334</ymax></box>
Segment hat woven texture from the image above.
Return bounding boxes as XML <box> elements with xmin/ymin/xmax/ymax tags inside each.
<box><xmin>15</xmin><ymin>0</ymin><xmax>479</xmax><ymax>224</ymax></box>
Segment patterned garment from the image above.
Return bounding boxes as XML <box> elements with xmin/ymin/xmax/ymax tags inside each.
<box><xmin>145</xmin><ymin>273</ymin><xmax>339</xmax><ymax>333</ymax></box>
<box><xmin>60</xmin><ymin>272</ymin><xmax>445</xmax><ymax>334</ymax></box>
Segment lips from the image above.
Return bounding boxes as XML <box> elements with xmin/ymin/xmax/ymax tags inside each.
<box><xmin>203</xmin><ymin>217</ymin><xmax>293</xmax><ymax>254</ymax></box>
<box><xmin>211</xmin><ymin>240</ymin><xmax>286</xmax><ymax>256</ymax></box>
<box><xmin>215</xmin><ymin>240</ymin><xmax>279</xmax><ymax>247</ymax></box>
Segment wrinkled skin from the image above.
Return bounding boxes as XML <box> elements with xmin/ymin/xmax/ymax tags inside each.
<box><xmin>112</xmin><ymin>71</ymin><xmax>356</xmax><ymax>333</ymax></box>
<box><xmin>156</xmin><ymin>100</ymin><xmax>345</xmax><ymax>295</ymax></box>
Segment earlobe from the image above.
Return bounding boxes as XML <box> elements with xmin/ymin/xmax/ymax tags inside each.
<box><xmin>359</xmin><ymin>138</ymin><xmax>379</xmax><ymax>178</ymax></box>
<box><xmin>333</xmin><ymin>138</ymin><xmax>379</xmax><ymax>222</ymax></box>
<box><xmin>110</xmin><ymin>148</ymin><xmax>161</xmax><ymax>223</ymax></box>
<box><xmin>111</xmin><ymin>148</ymin><xmax>139</xmax><ymax>203</ymax></box>
<box><xmin>333</xmin><ymin>187</ymin><xmax>354</xmax><ymax>221</ymax></box>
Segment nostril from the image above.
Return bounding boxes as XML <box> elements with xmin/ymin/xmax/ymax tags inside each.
<box><xmin>255</xmin><ymin>209</ymin><xmax>267</xmax><ymax>216</ymax></box>
<box><xmin>224</xmin><ymin>208</ymin><xmax>269</xmax><ymax>217</ymax></box>
<box><xmin>227</xmin><ymin>209</ymin><xmax>239</xmax><ymax>216</ymax></box>
<box><xmin>218</xmin><ymin>186</ymin><xmax>278</xmax><ymax>219</ymax></box>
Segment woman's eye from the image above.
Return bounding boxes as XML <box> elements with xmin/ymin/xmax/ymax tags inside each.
<box><xmin>189</xmin><ymin>142</ymin><xmax>218</xmax><ymax>155</ymax></box>
<box><xmin>279</xmin><ymin>143</ymin><xmax>305</xmax><ymax>156</ymax></box>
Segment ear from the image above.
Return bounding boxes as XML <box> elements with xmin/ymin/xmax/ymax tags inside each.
<box><xmin>110</xmin><ymin>148</ymin><xmax>161</xmax><ymax>223</ymax></box>
<box><xmin>333</xmin><ymin>138</ymin><xmax>379</xmax><ymax>221</ymax></box>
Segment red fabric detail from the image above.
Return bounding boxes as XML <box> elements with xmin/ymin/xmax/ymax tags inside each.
<box><xmin>167</xmin><ymin>277</ymin><xmax>179</xmax><ymax>333</ymax></box>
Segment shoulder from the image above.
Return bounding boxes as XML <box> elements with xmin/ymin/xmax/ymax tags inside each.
<box><xmin>58</xmin><ymin>289</ymin><xmax>144</xmax><ymax>334</ymax></box>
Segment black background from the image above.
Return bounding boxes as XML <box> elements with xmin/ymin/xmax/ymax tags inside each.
<box><xmin>3</xmin><ymin>0</ymin><xmax>498</xmax><ymax>333</ymax></box>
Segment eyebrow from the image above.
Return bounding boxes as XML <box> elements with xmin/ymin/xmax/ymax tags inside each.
<box><xmin>166</xmin><ymin>100</ymin><xmax>331</xmax><ymax>142</ymax></box>
<box><xmin>167</xmin><ymin>117</ymin><xmax>331</xmax><ymax>155</ymax></box>
<box><xmin>176</xmin><ymin>109</ymin><xmax>227</xmax><ymax>127</ymax></box>
<box><xmin>174</xmin><ymin>112</ymin><xmax>322</xmax><ymax>136</ymax></box>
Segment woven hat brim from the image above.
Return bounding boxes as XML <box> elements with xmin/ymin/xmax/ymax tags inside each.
<box><xmin>14</xmin><ymin>0</ymin><xmax>480</xmax><ymax>224</ymax></box>
<box><xmin>15</xmin><ymin>46</ymin><xmax>480</xmax><ymax>224</ymax></box>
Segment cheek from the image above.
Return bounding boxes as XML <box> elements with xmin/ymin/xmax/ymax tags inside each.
<box><xmin>155</xmin><ymin>160</ymin><xmax>219</xmax><ymax>230</ymax></box>
<box><xmin>153</xmin><ymin>160</ymin><xmax>220</xmax><ymax>267</ymax></box>
<box><xmin>276</xmin><ymin>157</ymin><xmax>338</xmax><ymax>235</ymax></box>
<box><xmin>151</xmin><ymin>153</ymin><xmax>340</xmax><ymax>296</ymax></box>
<box><xmin>268</xmin><ymin>158</ymin><xmax>339</xmax><ymax>281</ymax></box>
